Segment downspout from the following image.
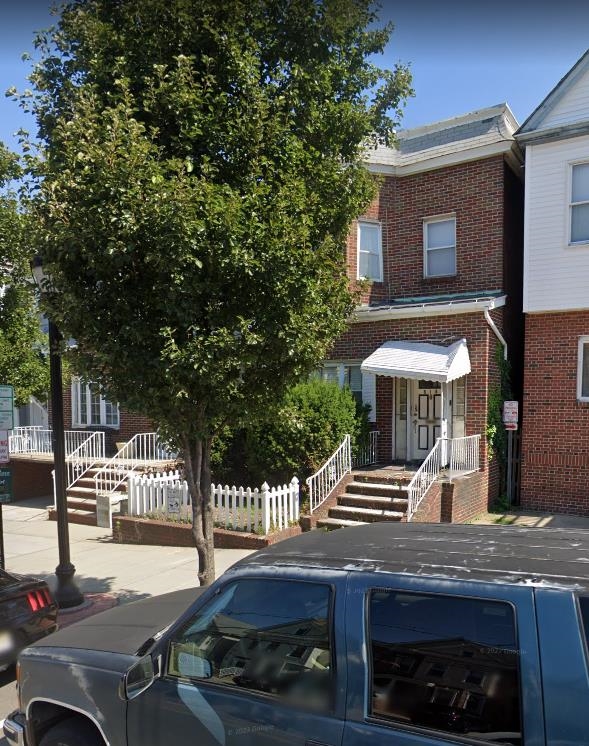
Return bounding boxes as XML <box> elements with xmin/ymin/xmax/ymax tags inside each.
<box><xmin>484</xmin><ymin>308</ymin><xmax>507</xmax><ymax>361</ymax></box>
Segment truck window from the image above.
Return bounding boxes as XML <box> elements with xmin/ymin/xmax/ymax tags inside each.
<box><xmin>166</xmin><ymin>579</ymin><xmax>333</xmax><ymax>710</ymax></box>
<box><xmin>368</xmin><ymin>590</ymin><xmax>521</xmax><ymax>744</ymax></box>
<box><xmin>580</xmin><ymin>597</ymin><xmax>589</xmax><ymax>648</ymax></box>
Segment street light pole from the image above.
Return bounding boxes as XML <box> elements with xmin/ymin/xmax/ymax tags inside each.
<box><xmin>32</xmin><ymin>256</ymin><xmax>84</xmax><ymax>609</ymax></box>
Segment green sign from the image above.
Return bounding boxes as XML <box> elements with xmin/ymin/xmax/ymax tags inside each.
<box><xmin>0</xmin><ymin>467</ymin><xmax>11</xmax><ymax>504</ymax></box>
<box><xmin>0</xmin><ymin>386</ymin><xmax>14</xmax><ymax>431</ymax></box>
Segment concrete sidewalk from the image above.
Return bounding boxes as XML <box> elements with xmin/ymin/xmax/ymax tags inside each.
<box><xmin>470</xmin><ymin>509</ymin><xmax>589</xmax><ymax>529</ymax></box>
<box><xmin>1</xmin><ymin>497</ymin><xmax>252</xmax><ymax>603</ymax></box>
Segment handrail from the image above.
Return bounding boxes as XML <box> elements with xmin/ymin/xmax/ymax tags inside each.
<box><xmin>407</xmin><ymin>434</ymin><xmax>481</xmax><ymax>521</ymax></box>
<box><xmin>353</xmin><ymin>430</ymin><xmax>379</xmax><ymax>468</ymax></box>
<box><xmin>66</xmin><ymin>431</ymin><xmax>106</xmax><ymax>491</ymax></box>
<box><xmin>306</xmin><ymin>434</ymin><xmax>351</xmax><ymax>514</ymax></box>
<box><xmin>8</xmin><ymin>426</ymin><xmax>101</xmax><ymax>457</ymax></box>
<box><xmin>94</xmin><ymin>432</ymin><xmax>177</xmax><ymax>498</ymax></box>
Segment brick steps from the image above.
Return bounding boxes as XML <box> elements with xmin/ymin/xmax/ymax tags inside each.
<box><xmin>339</xmin><ymin>494</ymin><xmax>409</xmax><ymax>512</ymax></box>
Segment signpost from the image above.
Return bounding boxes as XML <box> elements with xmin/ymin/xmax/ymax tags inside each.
<box><xmin>503</xmin><ymin>401</ymin><xmax>519</xmax><ymax>507</ymax></box>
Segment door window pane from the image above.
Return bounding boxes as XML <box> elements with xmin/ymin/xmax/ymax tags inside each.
<box><xmin>368</xmin><ymin>590</ymin><xmax>521</xmax><ymax>742</ymax></box>
<box><xmin>572</xmin><ymin>163</ymin><xmax>589</xmax><ymax>203</ymax></box>
<box><xmin>167</xmin><ymin>579</ymin><xmax>332</xmax><ymax>709</ymax></box>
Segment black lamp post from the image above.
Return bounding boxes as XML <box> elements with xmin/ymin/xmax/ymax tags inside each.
<box><xmin>31</xmin><ymin>256</ymin><xmax>84</xmax><ymax>609</ymax></box>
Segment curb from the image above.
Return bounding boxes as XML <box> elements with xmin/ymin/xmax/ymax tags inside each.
<box><xmin>57</xmin><ymin>592</ymin><xmax>119</xmax><ymax>629</ymax></box>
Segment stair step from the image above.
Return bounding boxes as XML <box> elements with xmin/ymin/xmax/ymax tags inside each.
<box><xmin>347</xmin><ymin>481</ymin><xmax>409</xmax><ymax>498</ymax></box>
<box><xmin>339</xmin><ymin>494</ymin><xmax>409</xmax><ymax>511</ymax></box>
<box><xmin>66</xmin><ymin>486</ymin><xmax>97</xmax><ymax>498</ymax></box>
<box><xmin>352</xmin><ymin>473</ymin><xmax>414</xmax><ymax>486</ymax></box>
<box><xmin>316</xmin><ymin>517</ymin><xmax>368</xmax><ymax>530</ymax></box>
<box><xmin>66</xmin><ymin>498</ymin><xmax>97</xmax><ymax>513</ymax></box>
<box><xmin>328</xmin><ymin>505</ymin><xmax>405</xmax><ymax>523</ymax></box>
<box><xmin>48</xmin><ymin>508</ymin><xmax>97</xmax><ymax>526</ymax></box>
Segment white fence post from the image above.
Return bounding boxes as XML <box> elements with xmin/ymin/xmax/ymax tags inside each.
<box><xmin>261</xmin><ymin>482</ymin><xmax>271</xmax><ymax>535</ymax></box>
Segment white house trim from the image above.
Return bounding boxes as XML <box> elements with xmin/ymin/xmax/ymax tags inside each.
<box><xmin>577</xmin><ymin>336</ymin><xmax>589</xmax><ymax>402</ymax></box>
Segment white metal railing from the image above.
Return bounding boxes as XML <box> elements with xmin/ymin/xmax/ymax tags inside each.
<box><xmin>306</xmin><ymin>434</ymin><xmax>351</xmax><ymax>514</ymax></box>
<box><xmin>94</xmin><ymin>432</ymin><xmax>177</xmax><ymax>499</ymax></box>
<box><xmin>8</xmin><ymin>426</ymin><xmax>102</xmax><ymax>458</ymax></box>
<box><xmin>127</xmin><ymin>471</ymin><xmax>300</xmax><ymax>536</ymax></box>
<box><xmin>447</xmin><ymin>434</ymin><xmax>481</xmax><ymax>476</ymax></box>
<box><xmin>407</xmin><ymin>434</ymin><xmax>481</xmax><ymax>521</ymax></box>
<box><xmin>66</xmin><ymin>431</ymin><xmax>106</xmax><ymax>491</ymax></box>
<box><xmin>353</xmin><ymin>430</ymin><xmax>380</xmax><ymax>468</ymax></box>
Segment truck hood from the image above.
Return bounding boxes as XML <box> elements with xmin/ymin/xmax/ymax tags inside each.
<box><xmin>30</xmin><ymin>587</ymin><xmax>202</xmax><ymax>655</ymax></box>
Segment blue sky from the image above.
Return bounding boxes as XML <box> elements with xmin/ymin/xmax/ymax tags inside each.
<box><xmin>1</xmin><ymin>0</ymin><xmax>588</xmax><ymax>152</ymax></box>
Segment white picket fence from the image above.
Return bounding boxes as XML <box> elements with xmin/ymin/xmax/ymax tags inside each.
<box><xmin>127</xmin><ymin>471</ymin><xmax>300</xmax><ymax>536</ymax></box>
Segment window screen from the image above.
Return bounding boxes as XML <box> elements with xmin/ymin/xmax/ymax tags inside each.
<box><xmin>571</xmin><ymin>163</ymin><xmax>589</xmax><ymax>243</ymax></box>
<box><xmin>368</xmin><ymin>590</ymin><xmax>521</xmax><ymax>744</ymax></box>
<box><xmin>425</xmin><ymin>218</ymin><xmax>456</xmax><ymax>277</ymax></box>
<box><xmin>358</xmin><ymin>222</ymin><xmax>382</xmax><ymax>281</ymax></box>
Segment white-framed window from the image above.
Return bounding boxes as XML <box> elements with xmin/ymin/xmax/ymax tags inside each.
<box><xmin>357</xmin><ymin>221</ymin><xmax>383</xmax><ymax>282</ymax></box>
<box><xmin>318</xmin><ymin>363</ymin><xmax>363</xmax><ymax>406</ymax></box>
<box><xmin>570</xmin><ymin>162</ymin><xmax>589</xmax><ymax>244</ymax></box>
<box><xmin>71</xmin><ymin>378</ymin><xmax>120</xmax><ymax>428</ymax></box>
<box><xmin>424</xmin><ymin>215</ymin><xmax>456</xmax><ymax>277</ymax></box>
<box><xmin>577</xmin><ymin>336</ymin><xmax>589</xmax><ymax>402</ymax></box>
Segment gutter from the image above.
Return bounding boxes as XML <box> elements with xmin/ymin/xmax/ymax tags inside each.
<box><xmin>484</xmin><ymin>308</ymin><xmax>508</xmax><ymax>361</ymax></box>
<box><xmin>352</xmin><ymin>295</ymin><xmax>507</xmax><ymax>323</ymax></box>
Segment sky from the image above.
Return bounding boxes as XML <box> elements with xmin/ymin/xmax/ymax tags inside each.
<box><xmin>0</xmin><ymin>0</ymin><xmax>588</xmax><ymax>152</ymax></box>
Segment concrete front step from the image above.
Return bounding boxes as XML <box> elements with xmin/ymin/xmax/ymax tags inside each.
<box><xmin>67</xmin><ymin>486</ymin><xmax>98</xmax><ymax>499</ymax></box>
<box><xmin>316</xmin><ymin>517</ymin><xmax>369</xmax><ymax>530</ymax></box>
<box><xmin>352</xmin><ymin>472</ymin><xmax>414</xmax><ymax>486</ymax></box>
<box><xmin>65</xmin><ymin>498</ymin><xmax>97</xmax><ymax>513</ymax></box>
<box><xmin>329</xmin><ymin>504</ymin><xmax>405</xmax><ymax>523</ymax></box>
<box><xmin>48</xmin><ymin>508</ymin><xmax>97</xmax><ymax>526</ymax></box>
<box><xmin>339</xmin><ymin>493</ymin><xmax>409</xmax><ymax>512</ymax></box>
<box><xmin>347</xmin><ymin>481</ymin><xmax>409</xmax><ymax>498</ymax></box>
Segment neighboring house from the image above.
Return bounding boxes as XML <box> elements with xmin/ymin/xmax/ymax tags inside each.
<box><xmin>323</xmin><ymin>104</ymin><xmax>524</xmax><ymax>508</ymax></box>
<box><xmin>515</xmin><ymin>49</ymin><xmax>589</xmax><ymax>515</ymax></box>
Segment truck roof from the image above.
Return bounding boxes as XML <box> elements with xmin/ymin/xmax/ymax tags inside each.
<box><xmin>241</xmin><ymin>523</ymin><xmax>589</xmax><ymax>592</ymax></box>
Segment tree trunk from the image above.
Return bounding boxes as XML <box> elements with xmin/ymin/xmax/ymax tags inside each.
<box><xmin>184</xmin><ymin>432</ymin><xmax>216</xmax><ymax>587</ymax></box>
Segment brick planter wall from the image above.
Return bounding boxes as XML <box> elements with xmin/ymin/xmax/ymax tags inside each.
<box><xmin>405</xmin><ymin>471</ymin><xmax>487</xmax><ymax>525</ymax></box>
<box><xmin>521</xmin><ymin>311</ymin><xmax>589</xmax><ymax>515</ymax></box>
<box><xmin>9</xmin><ymin>458</ymin><xmax>53</xmax><ymax>500</ymax></box>
<box><xmin>113</xmin><ymin>515</ymin><xmax>301</xmax><ymax>549</ymax></box>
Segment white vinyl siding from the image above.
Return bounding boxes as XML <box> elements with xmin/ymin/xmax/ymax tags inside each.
<box><xmin>539</xmin><ymin>66</ymin><xmax>589</xmax><ymax>129</ymax></box>
<box><xmin>424</xmin><ymin>216</ymin><xmax>456</xmax><ymax>277</ymax></box>
<box><xmin>523</xmin><ymin>134</ymin><xmax>589</xmax><ymax>312</ymax></box>
<box><xmin>578</xmin><ymin>337</ymin><xmax>589</xmax><ymax>402</ymax></box>
<box><xmin>357</xmin><ymin>221</ymin><xmax>383</xmax><ymax>282</ymax></box>
<box><xmin>571</xmin><ymin>163</ymin><xmax>589</xmax><ymax>243</ymax></box>
<box><xmin>361</xmin><ymin>371</ymin><xmax>377</xmax><ymax>423</ymax></box>
<box><xmin>72</xmin><ymin>378</ymin><xmax>120</xmax><ymax>428</ymax></box>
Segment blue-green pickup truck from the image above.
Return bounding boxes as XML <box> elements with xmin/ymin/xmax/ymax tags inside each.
<box><xmin>4</xmin><ymin>522</ymin><xmax>589</xmax><ymax>746</ymax></box>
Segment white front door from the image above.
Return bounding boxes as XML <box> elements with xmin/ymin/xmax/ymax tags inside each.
<box><xmin>411</xmin><ymin>379</ymin><xmax>442</xmax><ymax>460</ymax></box>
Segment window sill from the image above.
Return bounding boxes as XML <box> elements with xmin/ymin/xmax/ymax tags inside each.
<box><xmin>567</xmin><ymin>241</ymin><xmax>589</xmax><ymax>248</ymax></box>
<box><xmin>422</xmin><ymin>274</ymin><xmax>458</xmax><ymax>281</ymax></box>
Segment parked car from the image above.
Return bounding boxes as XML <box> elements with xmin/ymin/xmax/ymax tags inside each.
<box><xmin>0</xmin><ymin>569</ymin><xmax>57</xmax><ymax>672</ymax></box>
<box><xmin>4</xmin><ymin>522</ymin><xmax>589</xmax><ymax>746</ymax></box>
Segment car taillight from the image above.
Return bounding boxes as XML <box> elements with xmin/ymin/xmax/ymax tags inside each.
<box><xmin>26</xmin><ymin>589</ymin><xmax>49</xmax><ymax>612</ymax></box>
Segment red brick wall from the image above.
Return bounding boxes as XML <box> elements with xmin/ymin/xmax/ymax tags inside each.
<box><xmin>9</xmin><ymin>458</ymin><xmax>53</xmax><ymax>500</ymax></box>
<box><xmin>442</xmin><ymin>471</ymin><xmax>488</xmax><ymax>523</ymax></box>
<box><xmin>521</xmin><ymin>311</ymin><xmax>589</xmax><ymax>515</ymax></box>
<box><xmin>410</xmin><ymin>481</ymin><xmax>442</xmax><ymax>523</ymax></box>
<box><xmin>348</xmin><ymin>156</ymin><xmax>508</xmax><ymax>304</ymax></box>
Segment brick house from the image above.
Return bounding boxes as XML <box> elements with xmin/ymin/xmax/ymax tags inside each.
<box><xmin>322</xmin><ymin>104</ymin><xmax>524</xmax><ymax>510</ymax></box>
<box><xmin>516</xmin><ymin>49</ymin><xmax>589</xmax><ymax>515</ymax></box>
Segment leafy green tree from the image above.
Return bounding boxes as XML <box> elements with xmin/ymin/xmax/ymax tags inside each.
<box><xmin>19</xmin><ymin>0</ymin><xmax>412</xmax><ymax>584</ymax></box>
<box><xmin>0</xmin><ymin>144</ymin><xmax>49</xmax><ymax>406</ymax></box>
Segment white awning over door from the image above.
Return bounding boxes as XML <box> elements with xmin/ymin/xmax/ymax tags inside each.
<box><xmin>360</xmin><ymin>338</ymin><xmax>470</xmax><ymax>383</ymax></box>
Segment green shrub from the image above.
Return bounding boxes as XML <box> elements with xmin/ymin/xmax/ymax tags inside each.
<box><xmin>244</xmin><ymin>378</ymin><xmax>363</xmax><ymax>485</ymax></box>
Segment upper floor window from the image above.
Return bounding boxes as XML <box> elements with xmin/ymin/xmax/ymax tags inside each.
<box><xmin>570</xmin><ymin>163</ymin><xmax>589</xmax><ymax>244</ymax></box>
<box><xmin>424</xmin><ymin>216</ymin><xmax>456</xmax><ymax>277</ymax></box>
<box><xmin>577</xmin><ymin>336</ymin><xmax>589</xmax><ymax>401</ymax></box>
<box><xmin>72</xmin><ymin>378</ymin><xmax>119</xmax><ymax>428</ymax></box>
<box><xmin>357</xmin><ymin>221</ymin><xmax>383</xmax><ymax>282</ymax></box>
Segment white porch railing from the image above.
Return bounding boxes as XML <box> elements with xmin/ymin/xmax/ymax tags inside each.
<box><xmin>448</xmin><ymin>434</ymin><xmax>481</xmax><ymax>476</ymax></box>
<box><xmin>306</xmin><ymin>434</ymin><xmax>351</xmax><ymax>514</ymax></box>
<box><xmin>353</xmin><ymin>430</ymin><xmax>379</xmax><ymax>468</ymax></box>
<box><xmin>66</xmin><ymin>431</ymin><xmax>106</xmax><ymax>491</ymax></box>
<box><xmin>407</xmin><ymin>434</ymin><xmax>481</xmax><ymax>521</ymax></box>
<box><xmin>94</xmin><ymin>432</ymin><xmax>177</xmax><ymax>499</ymax></box>
<box><xmin>127</xmin><ymin>471</ymin><xmax>300</xmax><ymax>536</ymax></box>
<box><xmin>8</xmin><ymin>427</ymin><xmax>101</xmax><ymax>457</ymax></box>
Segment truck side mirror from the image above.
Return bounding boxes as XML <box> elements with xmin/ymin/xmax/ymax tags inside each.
<box><xmin>123</xmin><ymin>654</ymin><xmax>156</xmax><ymax>700</ymax></box>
